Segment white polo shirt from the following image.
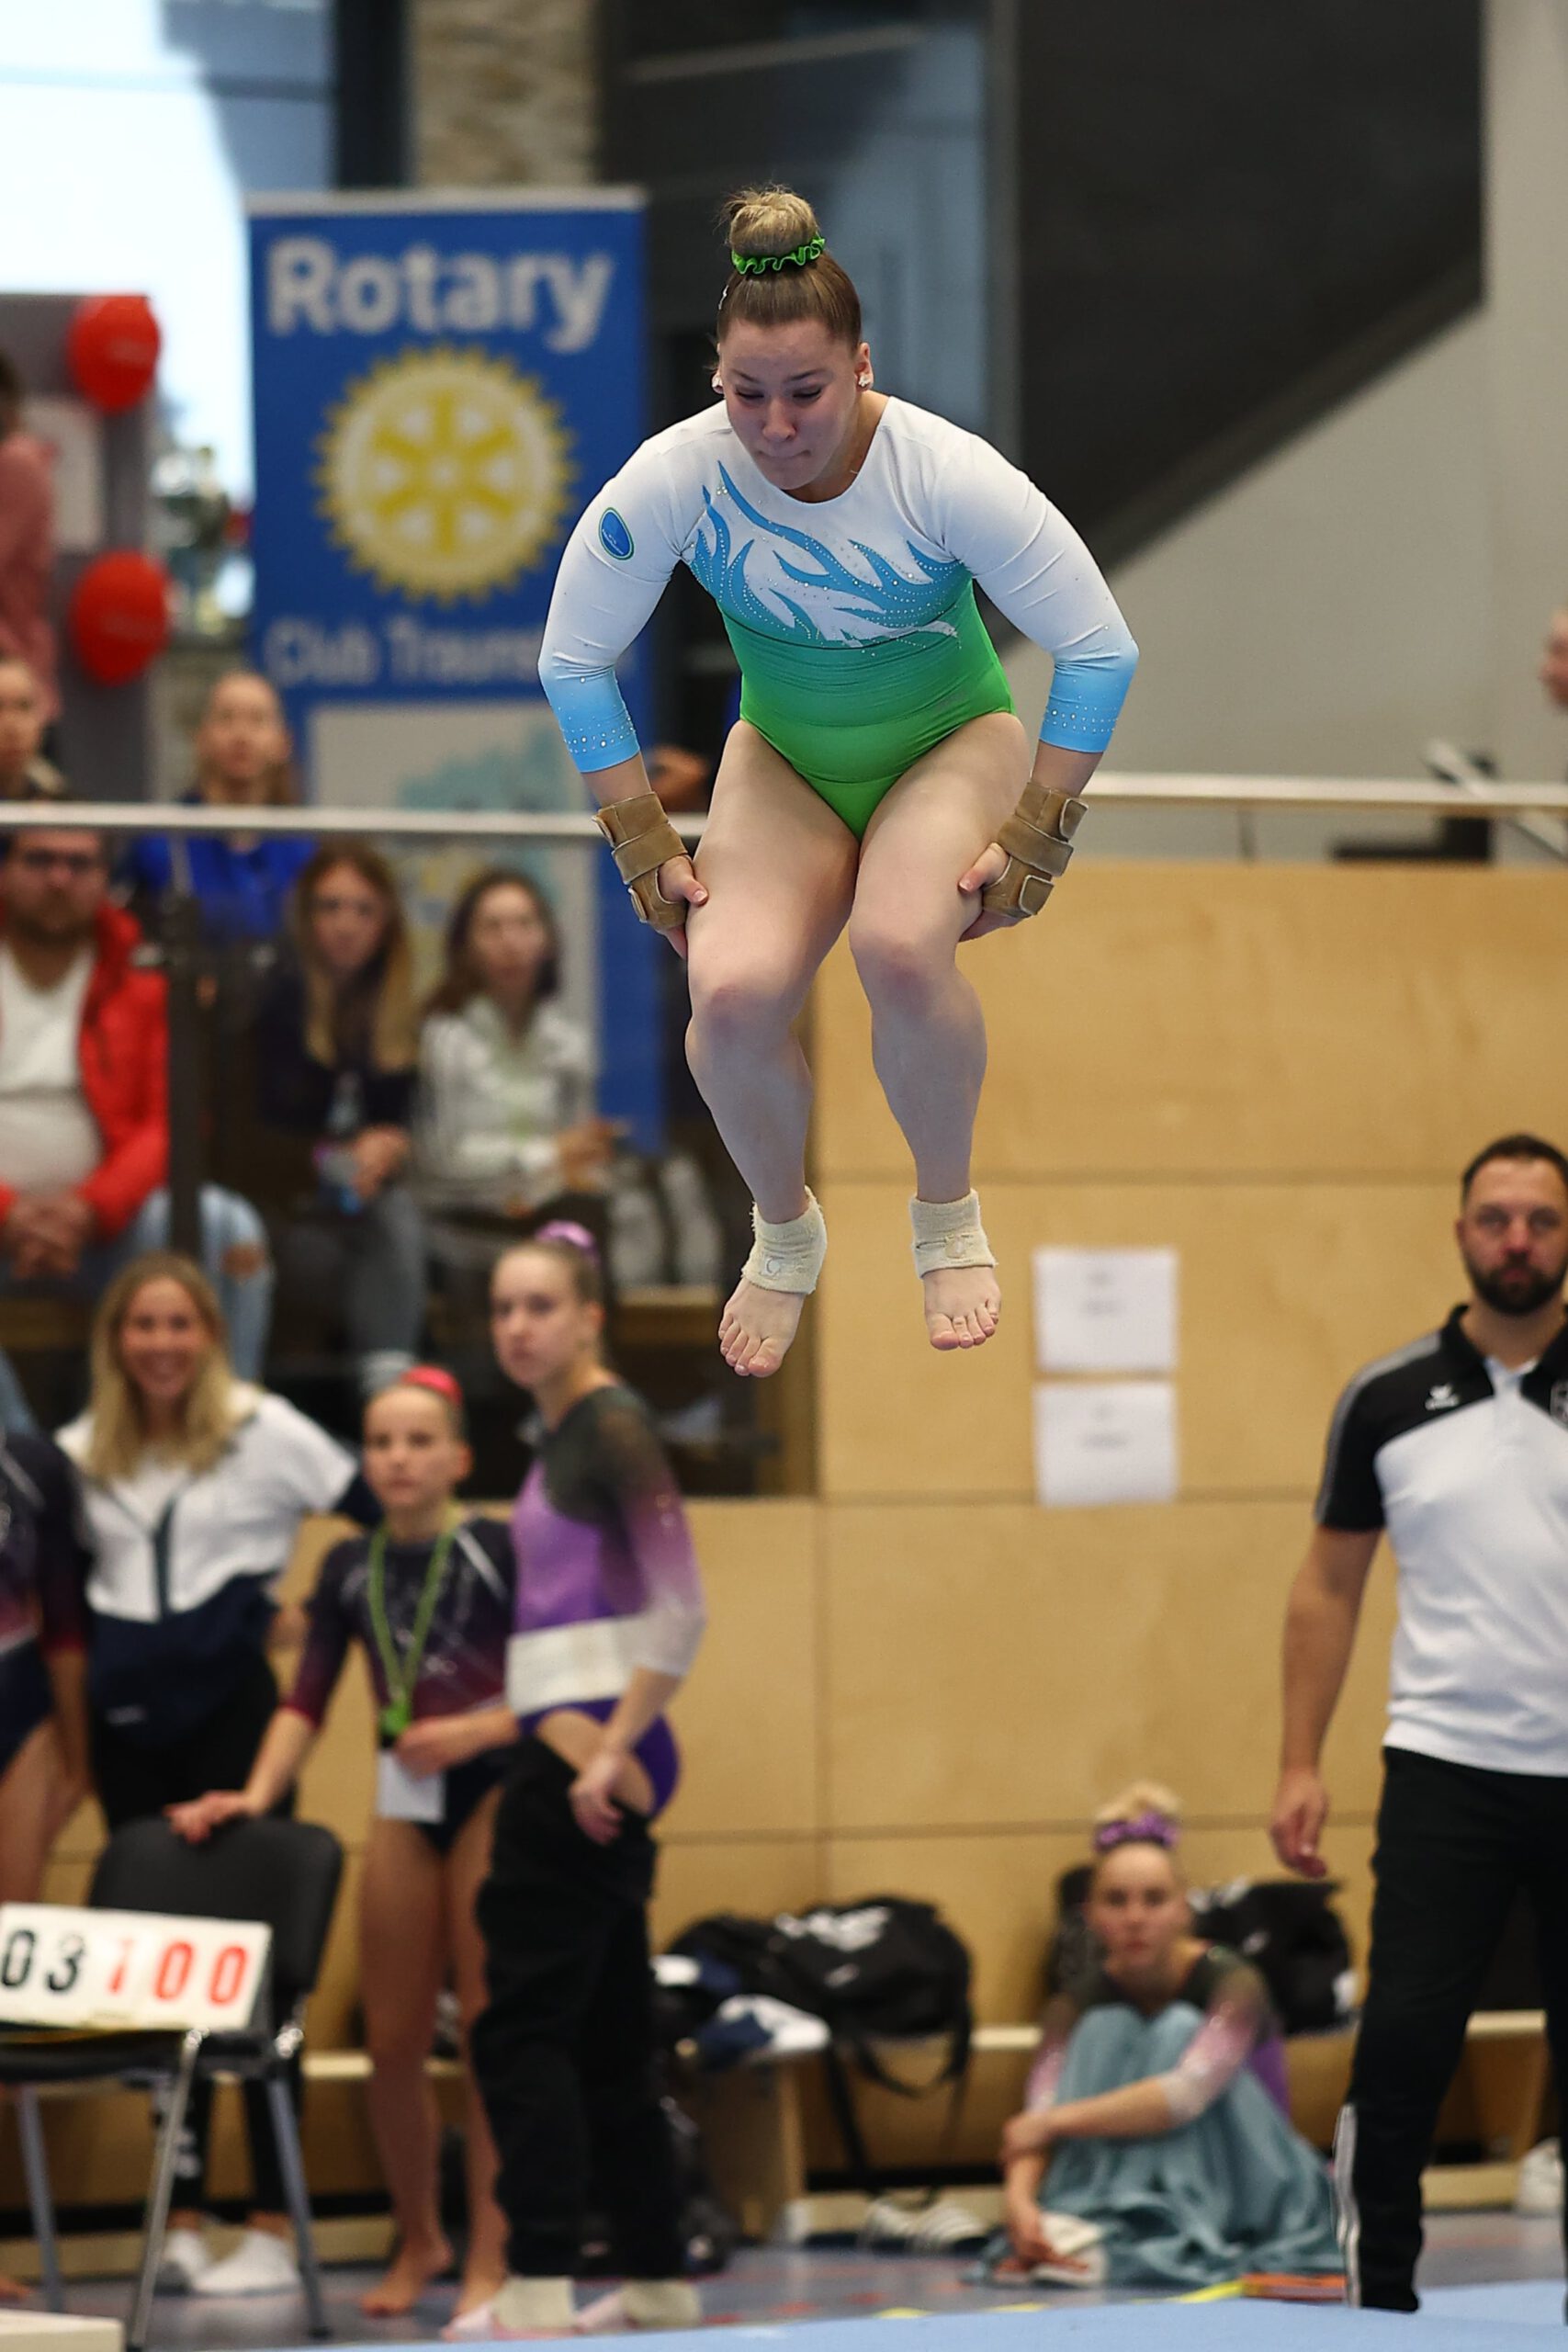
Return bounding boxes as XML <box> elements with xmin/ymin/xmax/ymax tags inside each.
<box><xmin>1315</xmin><ymin>1306</ymin><xmax>1568</xmax><ymax>1776</ymax></box>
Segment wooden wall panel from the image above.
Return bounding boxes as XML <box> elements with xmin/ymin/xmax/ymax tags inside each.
<box><xmin>817</xmin><ymin>1180</ymin><xmax>1458</xmax><ymax>1501</ymax></box>
<box><xmin>661</xmin><ymin>1503</ymin><xmax>819</xmax><ymax>1839</ymax></box>
<box><xmin>821</xmin><ymin>1502</ymin><xmax>1398</xmax><ymax>1837</ymax></box>
<box><xmin>813</xmin><ymin>865</ymin><xmax>1568</xmax><ymax>1182</ymax></box>
<box><xmin>650</xmin><ymin>1838</ymin><xmax>826</xmax><ymax>1953</ymax></box>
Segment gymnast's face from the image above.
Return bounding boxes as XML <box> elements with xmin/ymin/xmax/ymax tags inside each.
<box><xmin>364</xmin><ymin>1385</ymin><xmax>469</xmax><ymax>1524</ymax></box>
<box><xmin>715</xmin><ymin>318</ymin><xmax>872</xmax><ymax>497</ymax></box>
<box><xmin>1087</xmin><ymin>1847</ymin><xmax>1190</xmax><ymax>1980</ymax></box>
<box><xmin>491</xmin><ymin>1248</ymin><xmax>603</xmax><ymax>1392</ymax></box>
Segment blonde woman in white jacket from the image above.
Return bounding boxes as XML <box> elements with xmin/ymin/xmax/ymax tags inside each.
<box><xmin>62</xmin><ymin>1250</ymin><xmax>372</xmax><ymax>2298</ymax></box>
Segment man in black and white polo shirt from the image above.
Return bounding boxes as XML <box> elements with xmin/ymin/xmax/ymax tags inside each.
<box><xmin>1270</xmin><ymin>1131</ymin><xmax>1568</xmax><ymax>2313</ymax></box>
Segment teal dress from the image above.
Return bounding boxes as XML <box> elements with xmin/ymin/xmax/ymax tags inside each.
<box><xmin>988</xmin><ymin>1950</ymin><xmax>1341</xmax><ymax>2293</ymax></box>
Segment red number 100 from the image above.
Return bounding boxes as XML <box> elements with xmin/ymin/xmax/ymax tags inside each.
<box><xmin>208</xmin><ymin>1944</ymin><xmax>247</xmax><ymax>2007</ymax></box>
<box><xmin>154</xmin><ymin>1941</ymin><xmax>194</xmax><ymax>2001</ymax></box>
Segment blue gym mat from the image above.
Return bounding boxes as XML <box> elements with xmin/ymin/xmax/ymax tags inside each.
<box><xmin>388</xmin><ymin>2295</ymin><xmax>1557</xmax><ymax>2348</ymax></box>
<box><xmin>1424</xmin><ymin>2278</ymin><xmax>1563</xmax><ymax>2324</ymax></box>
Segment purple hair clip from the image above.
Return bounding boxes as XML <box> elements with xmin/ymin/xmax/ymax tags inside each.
<box><xmin>1092</xmin><ymin>1810</ymin><xmax>1179</xmax><ymax>1856</ymax></box>
<box><xmin>536</xmin><ymin>1219</ymin><xmax>600</xmax><ymax>1262</ymax></box>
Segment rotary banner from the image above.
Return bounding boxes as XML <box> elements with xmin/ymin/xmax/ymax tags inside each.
<box><xmin>247</xmin><ymin>190</ymin><xmax>659</xmax><ymax>1136</ymax></box>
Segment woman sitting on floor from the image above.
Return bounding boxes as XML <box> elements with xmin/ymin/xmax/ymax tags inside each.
<box><xmin>990</xmin><ymin>1783</ymin><xmax>1341</xmax><ymax>2294</ymax></box>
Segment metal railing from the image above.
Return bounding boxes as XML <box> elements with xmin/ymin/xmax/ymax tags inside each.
<box><xmin>15</xmin><ymin>771</ymin><xmax>1563</xmax><ymax>1255</ymax></box>
<box><xmin>7</xmin><ymin>773</ymin><xmax>1568</xmax><ymax>836</ymax></box>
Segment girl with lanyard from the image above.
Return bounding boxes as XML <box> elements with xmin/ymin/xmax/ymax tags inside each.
<box><xmin>538</xmin><ymin>185</ymin><xmax>1137</xmax><ymax>1380</ymax></box>
<box><xmin>171</xmin><ymin>1366</ymin><xmax>516</xmax><ymax>2324</ymax></box>
<box><xmin>457</xmin><ymin>1224</ymin><xmax>706</xmax><ymax>2342</ymax></box>
<box><xmin>59</xmin><ymin>1250</ymin><xmax>371</xmax><ymax>2300</ymax></box>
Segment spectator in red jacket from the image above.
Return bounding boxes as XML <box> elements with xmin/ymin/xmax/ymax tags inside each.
<box><xmin>0</xmin><ymin>823</ymin><xmax>271</xmax><ymax>1400</ymax></box>
<box><xmin>0</xmin><ymin>352</ymin><xmax>57</xmax><ymax>726</ymax></box>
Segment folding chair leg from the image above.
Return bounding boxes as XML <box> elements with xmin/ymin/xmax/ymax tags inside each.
<box><xmin>128</xmin><ymin>2030</ymin><xmax>202</xmax><ymax>2352</ymax></box>
<box><xmin>17</xmin><ymin>2087</ymin><xmax>65</xmax><ymax>2311</ymax></box>
<box><xmin>267</xmin><ymin>2069</ymin><xmax>330</xmax><ymax>2339</ymax></box>
<box><xmin>820</xmin><ymin>2044</ymin><xmax>880</xmax><ymax>2198</ymax></box>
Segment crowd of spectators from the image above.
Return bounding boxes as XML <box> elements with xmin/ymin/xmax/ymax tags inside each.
<box><xmin>0</xmin><ymin>662</ymin><xmax>612</xmax><ymax>1431</ymax></box>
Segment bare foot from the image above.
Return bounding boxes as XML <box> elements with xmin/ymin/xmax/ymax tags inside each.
<box><xmin>456</xmin><ymin>2267</ymin><xmax>507</xmax><ymax>2319</ymax></box>
<box><xmin>921</xmin><ymin>1262</ymin><xmax>1001</xmax><ymax>1351</ymax></box>
<box><xmin>360</xmin><ymin>2235</ymin><xmax>453</xmax><ymax>2315</ymax></box>
<box><xmin>719</xmin><ymin>1277</ymin><xmax>808</xmax><ymax>1377</ymax></box>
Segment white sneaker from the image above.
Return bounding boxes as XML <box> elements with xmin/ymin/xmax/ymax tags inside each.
<box><xmin>861</xmin><ymin>2197</ymin><xmax>986</xmax><ymax>2252</ymax></box>
<box><xmin>1515</xmin><ymin>2137</ymin><xmax>1564</xmax><ymax>2217</ymax></box>
<box><xmin>908</xmin><ymin>2199</ymin><xmax>987</xmax><ymax>2251</ymax></box>
<box><xmin>189</xmin><ymin>2227</ymin><xmax>301</xmax><ymax>2296</ymax></box>
<box><xmin>155</xmin><ymin>2226</ymin><xmax>212</xmax><ymax>2291</ymax></box>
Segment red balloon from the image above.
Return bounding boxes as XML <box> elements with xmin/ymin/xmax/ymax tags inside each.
<box><xmin>68</xmin><ymin>551</ymin><xmax>172</xmax><ymax>686</ymax></box>
<box><xmin>66</xmin><ymin>294</ymin><xmax>161</xmax><ymax>413</ymax></box>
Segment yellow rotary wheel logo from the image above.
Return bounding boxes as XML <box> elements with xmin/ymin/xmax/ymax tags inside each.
<box><xmin>315</xmin><ymin>345</ymin><xmax>575</xmax><ymax>601</ymax></box>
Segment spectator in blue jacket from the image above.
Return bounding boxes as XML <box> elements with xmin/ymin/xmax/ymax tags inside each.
<box><xmin>123</xmin><ymin>671</ymin><xmax>312</xmax><ymax>946</ymax></box>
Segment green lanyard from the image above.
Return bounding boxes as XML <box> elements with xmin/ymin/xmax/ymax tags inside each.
<box><xmin>368</xmin><ymin>1518</ymin><xmax>457</xmax><ymax>1742</ymax></box>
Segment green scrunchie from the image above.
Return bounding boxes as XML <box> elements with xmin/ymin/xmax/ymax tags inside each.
<box><xmin>730</xmin><ymin>235</ymin><xmax>827</xmax><ymax>276</ymax></box>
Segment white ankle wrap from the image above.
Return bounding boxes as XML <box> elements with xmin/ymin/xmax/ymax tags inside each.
<box><xmin>910</xmin><ymin>1191</ymin><xmax>996</xmax><ymax>1278</ymax></box>
<box><xmin>742</xmin><ymin>1190</ymin><xmax>828</xmax><ymax>1295</ymax></box>
<box><xmin>622</xmin><ymin>2280</ymin><xmax>703</xmax><ymax>2329</ymax></box>
<box><xmin>492</xmin><ymin>2275</ymin><xmax>575</xmax><ymax>2333</ymax></box>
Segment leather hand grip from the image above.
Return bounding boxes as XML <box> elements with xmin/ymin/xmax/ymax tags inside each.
<box><xmin>979</xmin><ymin>784</ymin><xmax>1087</xmax><ymax>920</ymax></box>
<box><xmin>594</xmin><ymin>791</ymin><xmax>688</xmax><ymax>932</ymax></box>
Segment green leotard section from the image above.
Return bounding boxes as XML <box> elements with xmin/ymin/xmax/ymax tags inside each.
<box><xmin>725</xmin><ymin>582</ymin><xmax>1014</xmax><ymax>838</ymax></box>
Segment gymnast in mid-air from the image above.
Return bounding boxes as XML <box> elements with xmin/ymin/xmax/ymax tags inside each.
<box><xmin>539</xmin><ymin>185</ymin><xmax>1137</xmax><ymax>1377</ymax></box>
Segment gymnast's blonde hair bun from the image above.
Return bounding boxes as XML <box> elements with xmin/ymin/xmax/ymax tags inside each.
<box><xmin>724</xmin><ymin>185</ymin><xmax>825</xmax><ymax>262</ymax></box>
<box><xmin>1094</xmin><ymin>1781</ymin><xmax>1183</xmax><ymax>1838</ymax></box>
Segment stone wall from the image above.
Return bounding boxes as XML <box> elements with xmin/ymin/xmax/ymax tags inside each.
<box><xmin>412</xmin><ymin>0</ymin><xmax>598</xmax><ymax>187</ymax></box>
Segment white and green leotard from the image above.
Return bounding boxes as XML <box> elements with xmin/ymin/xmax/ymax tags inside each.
<box><xmin>539</xmin><ymin>397</ymin><xmax>1137</xmax><ymax>837</ymax></box>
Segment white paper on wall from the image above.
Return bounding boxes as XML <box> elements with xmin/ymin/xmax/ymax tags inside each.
<box><xmin>1032</xmin><ymin>1379</ymin><xmax>1179</xmax><ymax>1508</ymax></box>
<box><xmin>1033</xmin><ymin>1246</ymin><xmax>1179</xmax><ymax>1374</ymax></box>
<box><xmin>24</xmin><ymin>396</ymin><xmax>104</xmax><ymax>552</ymax></box>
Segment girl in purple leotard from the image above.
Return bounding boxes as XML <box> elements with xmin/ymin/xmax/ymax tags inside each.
<box><xmin>459</xmin><ymin>1225</ymin><xmax>707</xmax><ymax>2343</ymax></box>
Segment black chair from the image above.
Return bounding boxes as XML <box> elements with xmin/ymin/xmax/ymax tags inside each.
<box><xmin>0</xmin><ymin>1815</ymin><xmax>343</xmax><ymax>2348</ymax></box>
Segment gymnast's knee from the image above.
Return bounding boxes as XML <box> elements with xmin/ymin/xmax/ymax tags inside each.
<box><xmin>686</xmin><ymin>963</ymin><xmax>799</xmax><ymax>1062</ymax></box>
<box><xmin>848</xmin><ymin>914</ymin><xmax>953</xmax><ymax>1012</ymax></box>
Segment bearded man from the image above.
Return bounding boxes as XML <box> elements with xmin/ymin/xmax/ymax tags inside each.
<box><xmin>1271</xmin><ymin>1133</ymin><xmax>1568</xmax><ymax>2312</ymax></box>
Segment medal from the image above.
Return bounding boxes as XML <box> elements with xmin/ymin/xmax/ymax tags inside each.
<box><xmin>368</xmin><ymin>1519</ymin><xmax>457</xmax><ymax>1747</ymax></box>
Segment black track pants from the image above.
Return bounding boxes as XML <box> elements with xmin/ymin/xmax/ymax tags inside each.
<box><xmin>470</xmin><ymin>1740</ymin><xmax>683</xmax><ymax>2281</ymax></box>
<box><xmin>1344</xmin><ymin>1747</ymin><xmax>1568</xmax><ymax>2312</ymax></box>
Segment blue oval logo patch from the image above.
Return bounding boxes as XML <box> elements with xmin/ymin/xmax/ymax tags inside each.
<box><xmin>599</xmin><ymin>507</ymin><xmax>635</xmax><ymax>560</ymax></box>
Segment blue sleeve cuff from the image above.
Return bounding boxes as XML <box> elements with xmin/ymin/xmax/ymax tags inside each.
<box><xmin>538</xmin><ymin>667</ymin><xmax>641</xmax><ymax>775</ymax></box>
<box><xmin>1039</xmin><ymin>640</ymin><xmax>1140</xmax><ymax>755</ymax></box>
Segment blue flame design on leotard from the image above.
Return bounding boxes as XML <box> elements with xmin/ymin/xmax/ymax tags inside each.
<box><xmin>690</xmin><ymin>465</ymin><xmax>967</xmax><ymax>645</ymax></box>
